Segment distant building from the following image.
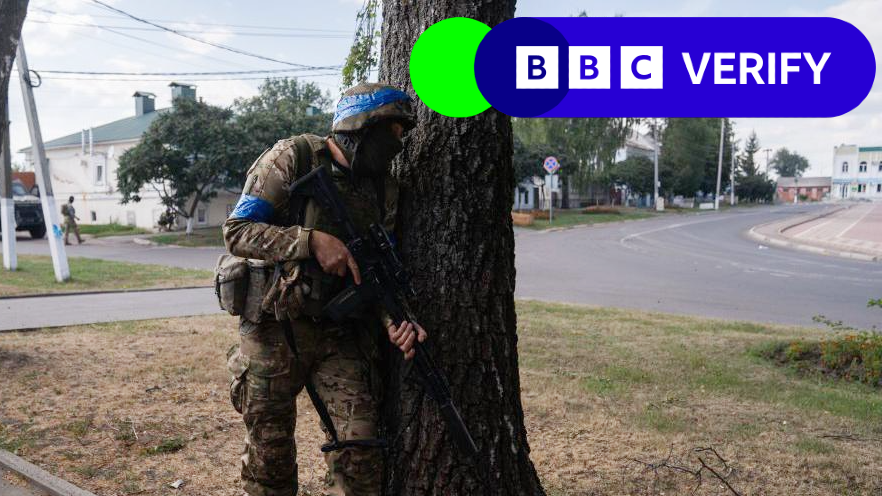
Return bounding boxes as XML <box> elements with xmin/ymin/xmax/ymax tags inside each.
<box><xmin>614</xmin><ymin>129</ymin><xmax>657</xmax><ymax>163</ymax></box>
<box><xmin>19</xmin><ymin>82</ymin><xmax>238</xmax><ymax>230</ymax></box>
<box><xmin>776</xmin><ymin>176</ymin><xmax>831</xmax><ymax>202</ymax></box>
<box><xmin>832</xmin><ymin>144</ymin><xmax>882</xmax><ymax>200</ymax></box>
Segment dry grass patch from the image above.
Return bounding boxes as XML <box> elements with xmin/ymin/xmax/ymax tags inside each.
<box><xmin>0</xmin><ymin>302</ymin><xmax>880</xmax><ymax>495</ymax></box>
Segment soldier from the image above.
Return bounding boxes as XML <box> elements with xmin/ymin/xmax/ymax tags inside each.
<box><xmin>223</xmin><ymin>83</ymin><xmax>427</xmax><ymax>496</ymax></box>
<box><xmin>61</xmin><ymin>196</ymin><xmax>83</xmax><ymax>245</ymax></box>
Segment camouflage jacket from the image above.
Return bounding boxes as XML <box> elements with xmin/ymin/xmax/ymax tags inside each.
<box><xmin>223</xmin><ymin>134</ymin><xmax>398</xmax><ymax>322</ymax></box>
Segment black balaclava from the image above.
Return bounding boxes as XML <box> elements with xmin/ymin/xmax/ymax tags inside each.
<box><xmin>333</xmin><ymin>120</ymin><xmax>403</xmax><ymax>180</ymax></box>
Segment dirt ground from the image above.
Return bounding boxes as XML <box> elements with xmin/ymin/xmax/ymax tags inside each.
<box><xmin>0</xmin><ymin>302</ymin><xmax>880</xmax><ymax>495</ymax></box>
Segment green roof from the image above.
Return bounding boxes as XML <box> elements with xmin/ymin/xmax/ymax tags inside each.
<box><xmin>858</xmin><ymin>146</ymin><xmax>882</xmax><ymax>152</ymax></box>
<box><xmin>18</xmin><ymin>108</ymin><xmax>169</xmax><ymax>153</ymax></box>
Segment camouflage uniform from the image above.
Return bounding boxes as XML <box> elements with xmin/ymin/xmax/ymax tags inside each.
<box><xmin>62</xmin><ymin>202</ymin><xmax>82</xmax><ymax>244</ymax></box>
<box><xmin>223</xmin><ymin>131</ymin><xmax>399</xmax><ymax>496</ymax></box>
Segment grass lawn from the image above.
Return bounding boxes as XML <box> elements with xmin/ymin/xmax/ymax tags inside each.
<box><xmin>524</xmin><ymin>208</ymin><xmax>656</xmax><ymax>230</ymax></box>
<box><xmin>151</xmin><ymin>227</ymin><xmax>224</xmax><ymax>247</ymax></box>
<box><xmin>0</xmin><ymin>255</ymin><xmax>212</xmax><ymax>297</ymax></box>
<box><xmin>0</xmin><ymin>302</ymin><xmax>879</xmax><ymax>495</ymax></box>
<box><xmin>77</xmin><ymin>223</ymin><xmax>149</xmax><ymax>237</ymax></box>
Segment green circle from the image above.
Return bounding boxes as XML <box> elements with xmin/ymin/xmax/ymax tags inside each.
<box><xmin>410</xmin><ymin>17</ymin><xmax>491</xmax><ymax>118</ymax></box>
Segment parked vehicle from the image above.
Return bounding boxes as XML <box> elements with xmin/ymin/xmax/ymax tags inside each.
<box><xmin>0</xmin><ymin>181</ymin><xmax>46</xmax><ymax>239</ymax></box>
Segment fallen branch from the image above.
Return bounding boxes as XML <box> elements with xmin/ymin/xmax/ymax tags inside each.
<box><xmin>622</xmin><ymin>445</ymin><xmax>742</xmax><ymax>496</ymax></box>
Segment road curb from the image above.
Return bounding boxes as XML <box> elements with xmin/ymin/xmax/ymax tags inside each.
<box><xmin>0</xmin><ymin>449</ymin><xmax>97</xmax><ymax>496</ymax></box>
<box><xmin>0</xmin><ymin>285</ymin><xmax>212</xmax><ymax>301</ymax></box>
<box><xmin>746</xmin><ymin>206</ymin><xmax>879</xmax><ymax>263</ymax></box>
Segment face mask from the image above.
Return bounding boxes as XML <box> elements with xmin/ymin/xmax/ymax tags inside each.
<box><xmin>351</xmin><ymin>122</ymin><xmax>403</xmax><ymax>178</ymax></box>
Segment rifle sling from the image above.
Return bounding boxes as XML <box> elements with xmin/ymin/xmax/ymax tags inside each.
<box><xmin>279</xmin><ymin>317</ymin><xmax>386</xmax><ymax>452</ymax></box>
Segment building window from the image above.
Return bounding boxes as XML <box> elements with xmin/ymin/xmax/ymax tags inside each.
<box><xmin>90</xmin><ymin>211</ymin><xmax>97</xmax><ymax>222</ymax></box>
<box><xmin>878</xmin><ymin>163</ymin><xmax>882</xmax><ymax>172</ymax></box>
<box><xmin>859</xmin><ymin>162</ymin><xmax>868</xmax><ymax>172</ymax></box>
<box><xmin>857</xmin><ymin>184</ymin><xmax>866</xmax><ymax>193</ymax></box>
<box><xmin>842</xmin><ymin>162</ymin><xmax>848</xmax><ymax>172</ymax></box>
<box><xmin>197</xmin><ymin>208</ymin><xmax>207</xmax><ymax>224</ymax></box>
<box><xmin>877</xmin><ymin>184</ymin><xmax>881</xmax><ymax>193</ymax></box>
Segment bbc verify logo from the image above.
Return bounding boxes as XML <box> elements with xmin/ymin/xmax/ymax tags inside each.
<box><xmin>516</xmin><ymin>47</ymin><xmax>831</xmax><ymax>90</ymax></box>
<box><xmin>517</xmin><ymin>46</ymin><xmax>662</xmax><ymax>89</ymax></box>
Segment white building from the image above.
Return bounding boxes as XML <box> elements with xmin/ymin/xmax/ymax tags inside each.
<box><xmin>615</xmin><ymin>129</ymin><xmax>657</xmax><ymax>163</ymax></box>
<box><xmin>20</xmin><ymin>83</ymin><xmax>238</xmax><ymax>231</ymax></box>
<box><xmin>832</xmin><ymin>144</ymin><xmax>882</xmax><ymax>200</ymax></box>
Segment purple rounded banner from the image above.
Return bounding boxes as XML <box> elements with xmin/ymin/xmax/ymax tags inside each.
<box><xmin>474</xmin><ymin>17</ymin><xmax>876</xmax><ymax>117</ymax></box>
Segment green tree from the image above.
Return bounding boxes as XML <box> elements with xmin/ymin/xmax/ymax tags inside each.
<box><xmin>770</xmin><ymin>147</ymin><xmax>810</xmax><ymax>177</ymax></box>
<box><xmin>341</xmin><ymin>0</ymin><xmax>380</xmax><ymax>87</ymax></box>
<box><xmin>117</xmin><ymin>99</ymin><xmax>245</xmax><ymax>234</ymax></box>
<box><xmin>609</xmin><ymin>155</ymin><xmax>655</xmax><ymax>196</ymax></box>
<box><xmin>740</xmin><ymin>130</ymin><xmax>761</xmax><ymax>176</ymax></box>
<box><xmin>661</xmin><ymin>118</ymin><xmax>735</xmax><ymax>197</ymax></box>
<box><xmin>737</xmin><ymin>174</ymin><xmax>775</xmax><ymax>202</ymax></box>
<box><xmin>513</xmin><ymin>134</ymin><xmax>546</xmax><ymax>183</ymax></box>
<box><xmin>233</xmin><ymin>78</ymin><xmax>331</xmax><ymax>163</ymax></box>
<box><xmin>513</xmin><ymin>117</ymin><xmax>636</xmax><ymax>205</ymax></box>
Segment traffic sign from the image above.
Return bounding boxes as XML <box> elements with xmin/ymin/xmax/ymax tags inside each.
<box><xmin>543</xmin><ymin>156</ymin><xmax>560</xmax><ymax>174</ymax></box>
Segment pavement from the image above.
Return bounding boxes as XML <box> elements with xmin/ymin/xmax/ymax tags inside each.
<box><xmin>2</xmin><ymin>204</ymin><xmax>881</xmax><ymax>331</ymax></box>
<box><xmin>0</xmin><ymin>287</ymin><xmax>220</xmax><ymax>332</ymax></box>
<box><xmin>751</xmin><ymin>202</ymin><xmax>882</xmax><ymax>261</ymax></box>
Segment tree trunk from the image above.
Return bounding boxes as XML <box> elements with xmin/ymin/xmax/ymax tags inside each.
<box><xmin>0</xmin><ymin>0</ymin><xmax>29</xmax><ymax>190</ymax></box>
<box><xmin>380</xmin><ymin>2</ymin><xmax>546</xmax><ymax>495</ymax></box>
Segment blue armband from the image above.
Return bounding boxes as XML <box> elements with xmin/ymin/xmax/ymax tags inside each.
<box><xmin>229</xmin><ymin>194</ymin><xmax>274</xmax><ymax>223</ymax></box>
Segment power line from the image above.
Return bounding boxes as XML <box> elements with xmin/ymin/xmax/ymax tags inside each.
<box><xmin>33</xmin><ymin>6</ymin><xmax>350</xmax><ymax>33</ymax></box>
<box><xmin>26</xmin><ymin>19</ymin><xmax>352</xmax><ymax>38</ymax></box>
<box><xmin>36</xmin><ymin>72</ymin><xmax>341</xmax><ymax>82</ymax></box>
<box><xmin>29</xmin><ymin>8</ymin><xmax>255</xmax><ymax>70</ymax></box>
<box><xmin>34</xmin><ymin>68</ymin><xmax>341</xmax><ymax>76</ymax></box>
<box><xmin>86</xmin><ymin>0</ymin><xmax>329</xmax><ymax>68</ymax></box>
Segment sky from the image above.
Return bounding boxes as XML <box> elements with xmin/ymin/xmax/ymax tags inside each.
<box><xmin>7</xmin><ymin>0</ymin><xmax>880</xmax><ymax>178</ymax></box>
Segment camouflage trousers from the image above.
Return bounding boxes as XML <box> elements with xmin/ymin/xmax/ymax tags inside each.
<box><xmin>63</xmin><ymin>219</ymin><xmax>82</xmax><ymax>244</ymax></box>
<box><xmin>227</xmin><ymin>317</ymin><xmax>382</xmax><ymax>496</ymax></box>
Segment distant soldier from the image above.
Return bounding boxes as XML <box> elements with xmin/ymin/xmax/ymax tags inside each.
<box><xmin>61</xmin><ymin>196</ymin><xmax>83</xmax><ymax>245</ymax></box>
<box><xmin>157</xmin><ymin>209</ymin><xmax>176</xmax><ymax>232</ymax></box>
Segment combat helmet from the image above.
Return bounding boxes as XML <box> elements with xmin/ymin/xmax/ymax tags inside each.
<box><xmin>332</xmin><ymin>82</ymin><xmax>415</xmax><ymax>134</ymax></box>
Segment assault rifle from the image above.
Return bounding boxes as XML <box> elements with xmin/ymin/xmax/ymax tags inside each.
<box><xmin>289</xmin><ymin>164</ymin><xmax>478</xmax><ymax>456</ymax></box>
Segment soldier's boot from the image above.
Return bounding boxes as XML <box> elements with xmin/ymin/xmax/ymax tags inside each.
<box><xmin>312</xmin><ymin>342</ymin><xmax>382</xmax><ymax>496</ymax></box>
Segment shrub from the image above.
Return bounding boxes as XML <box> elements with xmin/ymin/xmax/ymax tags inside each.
<box><xmin>760</xmin><ymin>333</ymin><xmax>882</xmax><ymax>387</ymax></box>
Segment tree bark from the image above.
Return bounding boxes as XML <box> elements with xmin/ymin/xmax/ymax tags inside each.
<box><xmin>379</xmin><ymin>2</ymin><xmax>546</xmax><ymax>495</ymax></box>
<box><xmin>0</xmin><ymin>0</ymin><xmax>30</xmax><ymax>195</ymax></box>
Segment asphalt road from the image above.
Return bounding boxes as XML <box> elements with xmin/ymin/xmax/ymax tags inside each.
<box><xmin>516</xmin><ymin>203</ymin><xmax>882</xmax><ymax>329</ymax></box>
<box><xmin>3</xmin><ymin>204</ymin><xmax>880</xmax><ymax>330</ymax></box>
<box><xmin>10</xmin><ymin>233</ymin><xmax>223</xmax><ymax>271</ymax></box>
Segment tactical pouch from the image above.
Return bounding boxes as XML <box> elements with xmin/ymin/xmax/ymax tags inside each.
<box><xmin>243</xmin><ymin>259</ymin><xmax>272</xmax><ymax>323</ymax></box>
<box><xmin>215</xmin><ymin>254</ymin><xmax>249</xmax><ymax>316</ymax></box>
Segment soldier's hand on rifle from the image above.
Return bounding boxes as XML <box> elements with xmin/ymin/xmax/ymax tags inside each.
<box><xmin>309</xmin><ymin>230</ymin><xmax>362</xmax><ymax>284</ymax></box>
<box><xmin>387</xmin><ymin>321</ymin><xmax>428</xmax><ymax>360</ymax></box>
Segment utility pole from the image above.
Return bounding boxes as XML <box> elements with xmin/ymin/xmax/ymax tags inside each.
<box><xmin>730</xmin><ymin>140</ymin><xmax>736</xmax><ymax>206</ymax></box>
<box><xmin>1</xmin><ymin>104</ymin><xmax>16</xmax><ymax>270</ymax></box>
<box><xmin>653</xmin><ymin>130</ymin><xmax>660</xmax><ymax>211</ymax></box>
<box><xmin>16</xmin><ymin>38</ymin><xmax>70</xmax><ymax>281</ymax></box>
<box><xmin>763</xmin><ymin>148</ymin><xmax>772</xmax><ymax>175</ymax></box>
<box><xmin>715</xmin><ymin>118</ymin><xmax>724</xmax><ymax>210</ymax></box>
